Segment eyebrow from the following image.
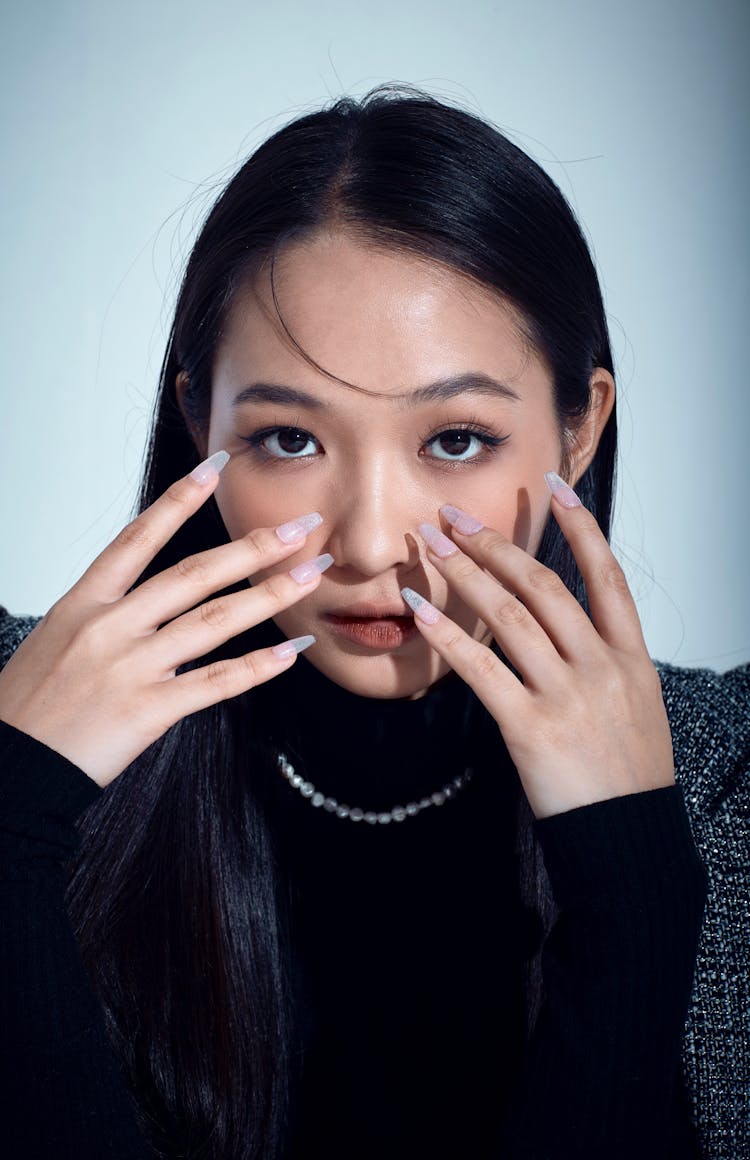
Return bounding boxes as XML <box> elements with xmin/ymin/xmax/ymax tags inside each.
<box><xmin>230</xmin><ymin>372</ymin><xmax>521</xmax><ymax>410</ymax></box>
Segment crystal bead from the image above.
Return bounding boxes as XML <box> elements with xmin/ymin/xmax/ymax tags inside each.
<box><xmin>274</xmin><ymin>753</ymin><xmax>474</xmax><ymax>826</ymax></box>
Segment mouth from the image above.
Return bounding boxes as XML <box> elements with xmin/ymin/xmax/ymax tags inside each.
<box><xmin>324</xmin><ymin>605</ymin><xmax>420</xmax><ymax>650</ymax></box>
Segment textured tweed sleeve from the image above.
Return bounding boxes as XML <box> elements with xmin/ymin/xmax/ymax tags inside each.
<box><xmin>0</xmin><ymin>605</ymin><xmax>41</xmax><ymax>668</ymax></box>
<box><xmin>658</xmin><ymin>661</ymin><xmax>750</xmax><ymax>1160</ymax></box>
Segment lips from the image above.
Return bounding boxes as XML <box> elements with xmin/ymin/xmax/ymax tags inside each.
<box><xmin>326</xmin><ymin>604</ymin><xmax>409</xmax><ymax>619</ymax></box>
<box><xmin>324</xmin><ymin>605</ymin><xmax>420</xmax><ymax>650</ymax></box>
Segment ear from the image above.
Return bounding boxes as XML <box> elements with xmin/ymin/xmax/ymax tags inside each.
<box><xmin>175</xmin><ymin>371</ymin><xmax>209</xmax><ymax>460</ymax></box>
<box><xmin>565</xmin><ymin>367</ymin><xmax>616</xmax><ymax>487</ymax></box>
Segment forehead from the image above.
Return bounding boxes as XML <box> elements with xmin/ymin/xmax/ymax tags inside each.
<box><xmin>213</xmin><ymin>231</ymin><xmax>546</xmax><ymax>402</ymax></box>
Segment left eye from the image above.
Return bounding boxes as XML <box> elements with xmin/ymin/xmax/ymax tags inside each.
<box><xmin>259</xmin><ymin>428</ymin><xmax>319</xmax><ymax>458</ymax></box>
<box><xmin>424</xmin><ymin>430</ymin><xmax>488</xmax><ymax>461</ymax></box>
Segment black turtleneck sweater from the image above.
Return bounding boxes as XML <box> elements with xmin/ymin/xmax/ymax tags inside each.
<box><xmin>0</xmin><ymin>658</ymin><xmax>707</xmax><ymax>1159</ymax></box>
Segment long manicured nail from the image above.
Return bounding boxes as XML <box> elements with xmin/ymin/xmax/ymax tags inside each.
<box><xmin>418</xmin><ymin>522</ymin><xmax>459</xmax><ymax>558</ymax></box>
<box><xmin>275</xmin><ymin>511</ymin><xmax>323</xmax><ymax>543</ymax></box>
<box><xmin>440</xmin><ymin>505</ymin><xmax>484</xmax><ymax>534</ymax></box>
<box><xmin>289</xmin><ymin>553</ymin><xmax>334</xmax><ymax>584</ymax></box>
<box><xmin>190</xmin><ymin>450</ymin><xmax>230</xmax><ymax>484</ymax></box>
<box><xmin>401</xmin><ymin>587</ymin><xmax>440</xmax><ymax>625</ymax></box>
<box><xmin>272</xmin><ymin>634</ymin><xmax>316</xmax><ymax>660</ymax></box>
<box><xmin>544</xmin><ymin>471</ymin><xmax>582</xmax><ymax>509</ymax></box>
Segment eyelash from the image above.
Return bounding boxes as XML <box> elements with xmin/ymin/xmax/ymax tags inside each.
<box><xmin>238</xmin><ymin>417</ymin><xmax>510</xmax><ymax>466</ymax></box>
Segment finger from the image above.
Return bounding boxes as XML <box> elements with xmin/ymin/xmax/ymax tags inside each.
<box><xmin>123</xmin><ymin>517</ymin><xmax>323</xmax><ymax>632</ymax></box>
<box><xmin>417</xmin><ymin>524</ymin><xmax>560</xmax><ymax>687</ymax></box>
<box><xmin>75</xmin><ymin>451</ymin><xmax>231</xmax><ymax>604</ymax></box>
<box><xmin>166</xmin><ymin>635</ymin><xmax>316</xmax><ymax>717</ymax></box>
<box><xmin>151</xmin><ymin>555</ymin><xmax>333</xmax><ymax>672</ymax></box>
<box><xmin>545</xmin><ymin>474</ymin><xmax>645</xmax><ymax>653</ymax></box>
<box><xmin>400</xmin><ymin>587</ymin><xmax>521</xmax><ymax>717</ymax></box>
<box><xmin>434</xmin><ymin>513</ymin><xmax>596</xmax><ymax>664</ymax></box>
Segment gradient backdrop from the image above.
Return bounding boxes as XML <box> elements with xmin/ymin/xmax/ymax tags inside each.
<box><xmin>0</xmin><ymin>0</ymin><xmax>748</xmax><ymax>670</ymax></box>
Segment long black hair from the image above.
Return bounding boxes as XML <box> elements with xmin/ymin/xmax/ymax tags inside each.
<box><xmin>66</xmin><ymin>86</ymin><xmax>617</xmax><ymax>1159</ymax></box>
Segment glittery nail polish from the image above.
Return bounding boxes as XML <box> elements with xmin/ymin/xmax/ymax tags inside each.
<box><xmin>401</xmin><ymin>586</ymin><xmax>441</xmax><ymax>625</ymax></box>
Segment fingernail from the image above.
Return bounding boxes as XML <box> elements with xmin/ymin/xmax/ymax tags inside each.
<box><xmin>272</xmin><ymin>634</ymin><xmax>316</xmax><ymax>660</ymax></box>
<box><xmin>275</xmin><ymin>511</ymin><xmax>323</xmax><ymax>544</ymax></box>
<box><xmin>189</xmin><ymin>450</ymin><xmax>230</xmax><ymax>484</ymax></box>
<box><xmin>440</xmin><ymin>505</ymin><xmax>484</xmax><ymax>535</ymax></box>
<box><xmin>419</xmin><ymin>522</ymin><xmax>459</xmax><ymax>558</ymax></box>
<box><xmin>401</xmin><ymin>586</ymin><xmax>440</xmax><ymax>625</ymax></box>
<box><xmin>289</xmin><ymin>553</ymin><xmax>334</xmax><ymax>584</ymax></box>
<box><xmin>544</xmin><ymin>471</ymin><xmax>581</xmax><ymax>509</ymax></box>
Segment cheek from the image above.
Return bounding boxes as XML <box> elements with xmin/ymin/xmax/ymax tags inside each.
<box><xmin>213</xmin><ymin>475</ymin><xmax>290</xmax><ymax>541</ymax></box>
<box><xmin>457</xmin><ymin>484</ymin><xmax>551</xmax><ymax>556</ymax></box>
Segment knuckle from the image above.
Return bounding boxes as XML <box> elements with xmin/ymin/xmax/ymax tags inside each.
<box><xmin>441</xmin><ymin>628</ymin><xmax>465</xmax><ymax>652</ymax></box>
<box><xmin>42</xmin><ymin>596</ymin><xmax>71</xmax><ymax>630</ymax></box>
<box><xmin>481</xmin><ymin>530</ymin><xmax>511</xmax><ymax>556</ymax></box>
<box><xmin>598</xmin><ymin>560</ymin><xmax>629</xmax><ymax>595</ymax></box>
<box><xmin>577</xmin><ymin>510</ymin><xmax>604</xmax><ymax>542</ymax></box>
<box><xmin>173</xmin><ymin>552</ymin><xmax>213</xmax><ymax>585</ymax></box>
<box><xmin>237</xmin><ymin>651</ymin><xmax>263</xmax><ymax>686</ymax></box>
<box><xmin>527</xmin><ymin>565</ymin><xmax>564</xmax><ymax>596</ymax></box>
<box><xmin>163</xmin><ymin>479</ymin><xmax>194</xmax><ymax>510</ymax></box>
<box><xmin>113</xmin><ymin>519</ymin><xmax>156</xmax><ymax>554</ymax></box>
<box><xmin>203</xmin><ymin>658</ymin><xmax>230</xmax><ymax>690</ymax></box>
<box><xmin>69</xmin><ymin>609</ymin><xmax>110</xmax><ymax>655</ymax></box>
<box><xmin>470</xmin><ymin>647</ymin><xmax>497</xmax><ymax>681</ymax></box>
<box><xmin>495</xmin><ymin>599</ymin><xmax>526</xmax><ymax>627</ymax></box>
<box><xmin>241</xmin><ymin>528</ymin><xmax>269</xmax><ymax>562</ymax></box>
<box><xmin>451</xmin><ymin>558</ymin><xmax>478</xmax><ymax>585</ymax></box>
<box><xmin>198</xmin><ymin>598</ymin><xmax>232</xmax><ymax>629</ymax></box>
<box><xmin>261</xmin><ymin>574</ymin><xmax>289</xmax><ymax>606</ymax></box>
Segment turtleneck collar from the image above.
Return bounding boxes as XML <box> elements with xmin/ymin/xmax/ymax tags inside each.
<box><xmin>257</xmin><ymin>654</ymin><xmax>506</xmax><ymax>814</ymax></box>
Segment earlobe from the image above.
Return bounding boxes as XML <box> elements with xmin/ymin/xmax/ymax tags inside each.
<box><xmin>175</xmin><ymin>371</ymin><xmax>209</xmax><ymax>459</ymax></box>
<box><xmin>567</xmin><ymin>368</ymin><xmax>616</xmax><ymax>487</ymax></box>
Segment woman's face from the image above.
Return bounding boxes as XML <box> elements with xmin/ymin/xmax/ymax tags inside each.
<box><xmin>201</xmin><ymin>231</ymin><xmax>569</xmax><ymax>700</ymax></box>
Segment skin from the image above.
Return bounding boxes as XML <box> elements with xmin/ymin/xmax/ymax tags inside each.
<box><xmin>0</xmin><ymin>229</ymin><xmax>675</xmax><ymax>818</ymax></box>
<box><xmin>194</xmin><ymin>231</ymin><xmax>612</xmax><ymax>700</ymax></box>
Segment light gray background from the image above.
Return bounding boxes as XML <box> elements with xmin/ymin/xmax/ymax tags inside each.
<box><xmin>1</xmin><ymin>0</ymin><xmax>747</xmax><ymax>671</ymax></box>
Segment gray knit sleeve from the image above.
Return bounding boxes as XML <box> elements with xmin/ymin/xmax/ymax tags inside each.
<box><xmin>0</xmin><ymin>605</ymin><xmax>41</xmax><ymax>670</ymax></box>
<box><xmin>658</xmin><ymin>661</ymin><xmax>750</xmax><ymax>1159</ymax></box>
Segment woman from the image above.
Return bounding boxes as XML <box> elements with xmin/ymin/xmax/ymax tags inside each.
<box><xmin>0</xmin><ymin>88</ymin><xmax>746</xmax><ymax>1160</ymax></box>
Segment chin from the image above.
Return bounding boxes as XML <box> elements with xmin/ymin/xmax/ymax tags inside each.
<box><xmin>300</xmin><ymin>642</ymin><xmax>451</xmax><ymax>701</ymax></box>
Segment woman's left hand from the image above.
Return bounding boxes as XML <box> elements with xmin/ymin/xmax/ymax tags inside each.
<box><xmin>402</xmin><ymin>475</ymin><xmax>675</xmax><ymax>820</ymax></box>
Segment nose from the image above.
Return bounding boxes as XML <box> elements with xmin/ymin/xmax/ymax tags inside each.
<box><xmin>324</xmin><ymin>453</ymin><xmax>421</xmax><ymax>577</ymax></box>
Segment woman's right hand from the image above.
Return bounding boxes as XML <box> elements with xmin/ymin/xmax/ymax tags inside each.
<box><xmin>0</xmin><ymin>452</ymin><xmax>329</xmax><ymax>787</ymax></box>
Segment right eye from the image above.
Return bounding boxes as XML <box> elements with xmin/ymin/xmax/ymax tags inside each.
<box><xmin>245</xmin><ymin>427</ymin><xmax>321</xmax><ymax>459</ymax></box>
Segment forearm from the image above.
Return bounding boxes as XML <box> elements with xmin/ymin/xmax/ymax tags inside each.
<box><xmin>498</xmin><ymin>785</ymin><xmax>707</xmax><ymax>1159</ymax></box>
<box><xmin>0</xmin><ymin>720</ymin><xmax>152</xmax><ymax>1159</ymax></box>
